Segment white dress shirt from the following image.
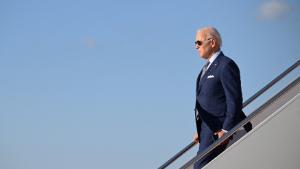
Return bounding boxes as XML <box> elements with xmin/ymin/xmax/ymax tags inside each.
<box><xmin>207</xmin><ymin>50</ymin><xmax>221</xmax><ymax>69</ymax></box>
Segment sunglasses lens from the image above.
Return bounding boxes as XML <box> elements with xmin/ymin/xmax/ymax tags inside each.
<box><xmin>195</xmin><ymin>41</ymin><xmax>202</xmax><ymax>46</ymax></box>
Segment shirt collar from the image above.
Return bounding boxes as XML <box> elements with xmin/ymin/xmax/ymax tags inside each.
<box><xmin>207</xmin><ymin>50</ymin><xmax>221</xmax><ymax>69</ymax></box>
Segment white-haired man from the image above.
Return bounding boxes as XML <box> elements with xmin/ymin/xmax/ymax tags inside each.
<box><xmin>193</xmin><ymin>27</ymin><xmax>251</xmax><ymax>168</ymax></box>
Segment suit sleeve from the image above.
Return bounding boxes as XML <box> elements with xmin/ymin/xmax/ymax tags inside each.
<box><xmin>195</xmin><ymin>101</ymin><xmax>202</xmax><ymax>134</ymax></box>
<box><xmin>220</xmin><ymin>61</ymin><xmax>243</xmax><ymax>131</ymax></box>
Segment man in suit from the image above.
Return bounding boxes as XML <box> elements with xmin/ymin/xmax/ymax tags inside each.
<box><xmin>193</xmin><ymin>27</ymin><xmax>250</xmax><ymax>169</ymax></box>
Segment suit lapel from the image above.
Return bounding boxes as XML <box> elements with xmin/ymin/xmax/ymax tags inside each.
<box><xmin>198</xmin><ymin>52</ymin><xmax>223</xmax><ymax>91</ymax></box>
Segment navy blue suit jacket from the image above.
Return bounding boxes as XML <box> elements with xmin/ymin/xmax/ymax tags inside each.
<box><xmin>195</xmin><ymin>52</ymin><xmax>247</xmax><ymax>134</ymax></box>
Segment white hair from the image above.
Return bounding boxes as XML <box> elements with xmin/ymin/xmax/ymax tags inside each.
<box><xmin>198</xmin><ymin>26</ymin><xmax>222</xmax><ymax>49</ymax></box>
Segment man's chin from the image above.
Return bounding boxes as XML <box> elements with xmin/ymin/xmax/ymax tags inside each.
<box><xmin>199</xmin><ymin>55</ymin><xmax>207</xmax><ymax>60</ymax></box>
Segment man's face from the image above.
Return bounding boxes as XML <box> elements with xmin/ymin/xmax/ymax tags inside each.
<box><xmin>195</xmin><ymin>32</ymin><xmax>212</xmax><ymax>60</ymax></box>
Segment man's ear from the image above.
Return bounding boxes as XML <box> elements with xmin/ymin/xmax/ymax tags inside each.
<box><xmin>211</xmin><ymin>39</ymin><xmax>216</xmax><ymax>48</ymax></box>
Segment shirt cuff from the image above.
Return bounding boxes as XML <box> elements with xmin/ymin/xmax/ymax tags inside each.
<box><xmin>222</xmin><ymin>129</ymin><xmax>228</xmax><ymax>133</ymax></box>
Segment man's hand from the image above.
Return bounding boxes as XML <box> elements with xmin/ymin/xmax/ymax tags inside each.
<box><xmin>193</xmin><ymin>133</ymin><xmax>200</xmax><ymax>143</ymax></box>
<box><xmin>214</xmin><ymin>130</ymin><xmax>226</xmax><ymax>138</ymax></box>
<box><xmin>214</xmin><ymin>130</ymin><xmax>230</xmax><ymax>145</ymax></box>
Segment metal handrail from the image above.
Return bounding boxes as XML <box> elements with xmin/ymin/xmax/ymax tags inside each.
<box><xmin>158</xmin><ymin>141</ymin><xmax>197</xmax><ymax>169</ymax></box>
<box><xmin>158</xmin><ymin>59</ymin><xmax>300</xmax><ymax>169</ymax></box>
<box><xmin>242</xmin><ymin>60</ymin><xmax>300</xmax><ymax>107</ymax></box>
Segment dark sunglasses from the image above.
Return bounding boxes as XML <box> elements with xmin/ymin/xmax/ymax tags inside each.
<box><xmin>194</xmin><ymin>38</ymin><xmax>212</xmax><ymax>46</ymax></box>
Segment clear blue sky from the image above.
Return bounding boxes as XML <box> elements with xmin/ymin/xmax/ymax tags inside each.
<box><xmin>1</xmin><ymin>0</ymin><xmax>299</xmax><ymax>169</ymax></box>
